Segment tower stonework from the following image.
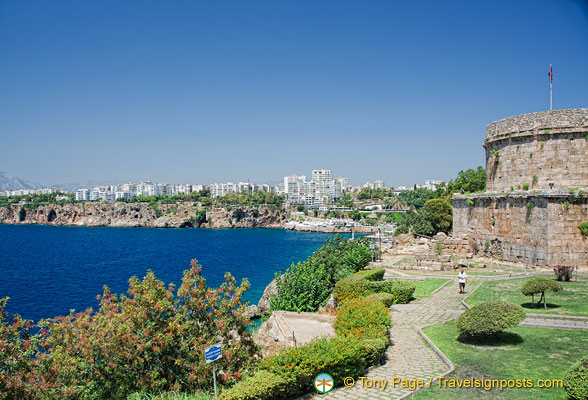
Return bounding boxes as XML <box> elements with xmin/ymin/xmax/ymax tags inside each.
<box><xmin>453</xmin><ymin>109</ymin><xmax>588</xmax><ymax>266</ymax></box>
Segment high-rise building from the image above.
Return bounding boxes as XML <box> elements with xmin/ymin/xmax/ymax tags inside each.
<box><xmin>312</xmin><ymin>169</ymin><xmax>333</xmax><ymax>183</ymax></box>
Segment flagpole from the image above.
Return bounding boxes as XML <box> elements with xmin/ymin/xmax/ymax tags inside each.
<box><xmin>549</xmin><ymin>64</ymin><xmax>552</xmax><ymax>111</ymax></box>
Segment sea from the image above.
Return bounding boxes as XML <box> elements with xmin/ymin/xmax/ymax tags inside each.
<box><xmin>0</xmin><ymin>224</ymin><xmax>351</xmax><ymax>323</ymax></box>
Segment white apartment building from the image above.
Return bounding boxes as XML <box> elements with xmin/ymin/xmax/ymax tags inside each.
<box><xmin>417</xmin><ymin>180</ymin><xmax>442</xmax><ymax>190</ymax></box>
<box><xmin>75</xmin><ymin>188</ymin><xmax>90</xmax><ymax>201</ymax></box>
<box><xmin>282</xmin><ymin>170</ymin><xmax>347</xmax><ymax>205</ymax></box>
<box><xmin>115</xmin><ymin>191</ymin><xmax>135</xmax><ymax>200</ymax></box>
<box><xmin>312</xmin><ymin>169</ymin><xmax>333</xmax><ymax>184</ymax></box>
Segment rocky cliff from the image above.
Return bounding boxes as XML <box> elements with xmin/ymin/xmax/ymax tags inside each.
<box><xmin>0</xmin><ymin>203</ymin><xmax>286</xmax><ymax>229</ymax></box>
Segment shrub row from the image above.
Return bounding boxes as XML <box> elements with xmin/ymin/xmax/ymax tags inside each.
<box><xmin>220</xmin><ymin>298</ymin><xmax>391</xmax><ymax>400</ymax></box>
<box><xmin>346</xmin><ymin>268</ymin><xmax>385</xmax><ymax>282</ymax></box>
<box><xmin>334</xmin><ymin>279</ymin><xmax>415</xmax><ymax>304</ymax></box>
<box><xmin>366</xmin><ymin>292</ymin><xmax>396</xmax><ymax>307</ymax></box>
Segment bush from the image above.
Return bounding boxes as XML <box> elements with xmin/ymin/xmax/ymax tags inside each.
<box><xmin>218</xmin><ymin>370</ymin><xmax>290</xmax><ymax>400</ymax></box>
<box><xmin>37</xmin><ymin>261</ymin><xmax>258</xmax><ymax>399</ymax></box>
<box><xmin>564</xmin><ymin>355</ymin><xmax>588</xmax><ymax>400</ymax></box>
<box><xmin>222</xmin><ymin>297</ymin><xmax>392</xmax><ymax>399</ymax></box>
<box><xmin>333</xmin><ymin>280</ymin><xmax>415</xmax><ymax>304</ymax></box>
<box><xmin>553</xmin><ymin>266</ymin><xmax>574</xmax><ymax>282</ymax></box>
<box><xmin>0</xmin><ymin>298</ymin><xmax>47</xmax><ymax>399</ymax></box>
<box><xmin>258</xmin><ymin>335</ymin><xmax>366</xmax><ymax>396</ymax></box>
<box><xmin>128</xmin><ymin>392</ymin><xmax>213</xmax><ymax>400</ymax></box>
<box><xmin>270</xmin><ymin>236</ymin><xmax>374</xmax><ymax>312</ymax></box>
<box><xmin>334</xmin><ymin>297</ymin><xmax>391</xmax><ymax>341</ymax></box>
<box><xmin>456</xmin><ymin>301</ymin><xmax>526</xmax><ymax>337</ymax></box>
<box><xmin>347</xmin><ymin>268</ymin><xmax>385</xmax><ymax>282</ymax></box>
<box><xmin>269</xmin><ymin>260</ymin><xmax>331</xmax><ymax>312</ymax></box>
<box><xmin>366</xmin><ymin>293</ymin><xmax>396</xmax><ymax>307</ymax></box>
<box><xmin>579</xmin><ymin>222</ymin><xmax>588</xmax><ymax>237</ymax></box>
<box><xmin>521</xmin><ymin>277</ymin><xmax>563</xmax><ymax>308</ymax></box>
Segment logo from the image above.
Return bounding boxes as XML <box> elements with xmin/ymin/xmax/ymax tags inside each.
<box><xmin>314</xmin><ymin>373</ymin><xmax>334</xmax><ymax>393</ymax></box>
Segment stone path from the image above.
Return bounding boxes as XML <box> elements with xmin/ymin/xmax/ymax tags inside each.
<box><xmin>312</xmin><ymin>278</ymin><xmax>588</xmax><ymax>400</ymax></box>
<box><xmin>316</xmin><ymin>281</ymin><xmax>472</xmax><ymax>400</ymax></box>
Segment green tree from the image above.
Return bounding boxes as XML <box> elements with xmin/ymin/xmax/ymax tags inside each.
<box><xmin>521</xmin><ymin>277</ymin><xmax>563</xmax><ymax>309</ymax></box>
<box><xmin>18</xmin><ymin>206</ymin><xmax>26</xmax><ymax>221</ymax></box>
<box><xmin>398</xmin><ymin>188</ymin><xmax>436</xmax><ymax>209</ymax></box>
<box><xmin>420</xmin><ymin>198</ymin><xmax>453</xmax><ymax>234</ymax></box>
<box><xmin>445</xmin><ymin>166</ymin><xmax>486</xmax><ymax>195</ymax></box>
<box><xmin>348</xmin><ymin>210</ymin><xmax>361</xmax><ymax>221</ymax></box>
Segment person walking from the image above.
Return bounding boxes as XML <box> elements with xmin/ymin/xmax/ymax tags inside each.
<box><xmin>458</xmin><ymin>269</ymin><xmax>468</xmax><ymax>294</ymax></box>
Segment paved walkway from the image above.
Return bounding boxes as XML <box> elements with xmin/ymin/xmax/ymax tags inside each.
<box><xmin>316</xmin><ymin>281</ymin><xmax>472</xmax><ymax>400</ymax></box>
<box><xmin>313</xmin><ymin>278</ymin><xmax>588</xmax><ymax>400</ymax></box>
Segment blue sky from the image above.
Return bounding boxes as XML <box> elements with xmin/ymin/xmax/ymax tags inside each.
<box><xmin>1</xmin><ymin>0</ymin><xmax>587</xmax><ymax>187</ymax></box>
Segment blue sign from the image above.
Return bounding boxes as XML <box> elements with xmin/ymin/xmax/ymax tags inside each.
<box><xmin>205</xmin><ymin>343</ymin><xmax>222</xmax><ymax>363</ymax></box>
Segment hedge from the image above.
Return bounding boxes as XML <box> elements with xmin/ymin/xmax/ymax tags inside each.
<box><xmin>217</xmin><ymin>370</ymin><xmax>290</xmax><ymax>400</ymax></box>
<box><xmin>457</xmin><ymin>301</ymin><xmax>526</xmax><ymax>337</ymax></box>
<box><xmin>366</xmin><ymin>292</ymin><xmax>396</xmax><ymax>307</ymax></box>
<box><xmin>334</xmin><ymin>280</ymin><xmax>415</xmax><ymax>304</ymax></box>
<box><xmin>564</xmin><ymin>355</ymin><xmax>588</xmax><ymax>400</ymax></box>
<box><xmin>346</xmin><ymin>268</ymin><xmax>385</xmax><ymax>282</ymax></box>
<box><xmin>220</xmin><ymin>298</ymin><xmax>391</xmax><ymax>399</ymax></box>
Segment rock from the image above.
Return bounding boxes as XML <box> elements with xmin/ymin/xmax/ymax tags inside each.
<box><xmin>439</xmin><ymin>254</ymin><xmax>452</xmax><ymax>263</ymax></box>
<box><xmin>457</xmin><ymin>259</ymin><xmax>474</xmax><ymax>268</ymax></box>
<box><xmin>257</xmin><ymin>278</ymin><xmax>278</xmax><ymax>314</ymax></box>
<box><xmin>396</xmin><ymin>233</ymin><xmax>413</xmax><ymax>245</ymax></box>
<box><xmin>0</xmin><ymin>203</ymin><xmax>286</xmax><ymax>229</ymax></box>
<box><xmin>434</xmin><ymin>232</ymin><xmax>448</xmax><ymax>242</ymax></box>
<box><xmin>245</xmin><ymin>305</ymin><xmax>259</xmax><ymax>319</ymax></box>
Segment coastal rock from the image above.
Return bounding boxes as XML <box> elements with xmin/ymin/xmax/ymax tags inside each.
<box><xmin>257</xmin><ymin>278</ymin><xmax>278</xmax><ymax>315</ymax></box>
<box><xmin>245</xmin><ymin>305</ymin><xmax>259</xmax><ymax>319</ymax></box>
<box><xmin>0</xmin><ymin>203</ymin><xmax>286</xmax><ymax>229</ymax></box>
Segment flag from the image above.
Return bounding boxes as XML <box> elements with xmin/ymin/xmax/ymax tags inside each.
<box><xmin>548</xmin><ymin>65</ymin><xmax>553</xmax><ymax>84</ymax></box>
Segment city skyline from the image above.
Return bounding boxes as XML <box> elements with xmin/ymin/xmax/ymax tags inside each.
<box><xmin>1</xmin><ymin>1</ymin><xmax>587</xmax><ymax>187</ymax></box>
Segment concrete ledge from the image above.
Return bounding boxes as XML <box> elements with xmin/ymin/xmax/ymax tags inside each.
<box><xmin>430</xmin><ymin>279</ymin><xmax>451</xmax><ymax>296</ymax></box>
<box><xmin>399</xmin><ymin>324</ymin><xmax>455</xmax><ymax>400</ymax></box>
<box><xmin>525</xmin><ymin>313</ymin><xmax>588</xmax><ymax>321</ymax></box>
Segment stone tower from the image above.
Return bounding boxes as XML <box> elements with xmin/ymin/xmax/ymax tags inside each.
<box><xmin>453</xmin><ymin>109</ymin><xmax>588</xmax><ymax>266</ymax></box>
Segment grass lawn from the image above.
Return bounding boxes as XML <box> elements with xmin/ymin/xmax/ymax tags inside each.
<box><xmin>466</xmin><ymin>277</ymin><xmax>588</xmax><ymax>317</ymax></box>
<box><xmin>412</xmin><ymin>321</ymin><xmax>588</xmax><ymax>399</ymax></box>
<box><xmin>412</xmin><ymin>279</ymin><xmax>449</xmax><ymax>299</ymax></box>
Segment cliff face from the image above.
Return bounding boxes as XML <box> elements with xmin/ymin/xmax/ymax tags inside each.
<box><xmin>203</xmin><ymin>207</ymin><xmax>285</xmax><ymax>228</ymax></box>
<box><xmin>0</xmin><ymin>203</ymin><xmax>286</xmax><ymax>229</ymax></box>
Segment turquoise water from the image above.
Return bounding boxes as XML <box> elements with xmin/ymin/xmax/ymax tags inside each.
<box><xmin>0</xmin><ymin>225</ymin><xmax>349</xmax><ymax>322</ymax></box>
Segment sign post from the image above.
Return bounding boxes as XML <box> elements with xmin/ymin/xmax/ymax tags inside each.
<box><xmin>205</xmin><ymin>343</ymin><xmax>223</xmax><ymax>398</ymax></box>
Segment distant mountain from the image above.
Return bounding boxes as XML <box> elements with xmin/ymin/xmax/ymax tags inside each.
<box><xmin>0</xmin><ymin>171</ymin><xmax>43</xmax><ymax>191</ymax></box>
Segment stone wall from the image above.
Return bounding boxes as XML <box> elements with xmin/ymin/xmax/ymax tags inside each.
<box><xmin>454</xmin><ymin>192</ymin><xmax>588</xmax><ymax>266</ymax></box>
<box><xmin>453</xmin><ymin>109</ymin><xmax>588</xmax><ymax>266</ymax></box>
<box><xmin>485</xmin><ymin>109</ymin><xmax>588</xmax><ymax>192</ymax></box>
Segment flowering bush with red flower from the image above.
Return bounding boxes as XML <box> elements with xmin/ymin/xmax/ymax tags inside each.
<box><xmin>1</xmin><ymin>260</ymin><xmax>259</xmax><ymax>400</ymax></box>
<box><xmin>0</xmin><ymin>297</ymin><xmax>52</xmax><ymax>400</ymax></box>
